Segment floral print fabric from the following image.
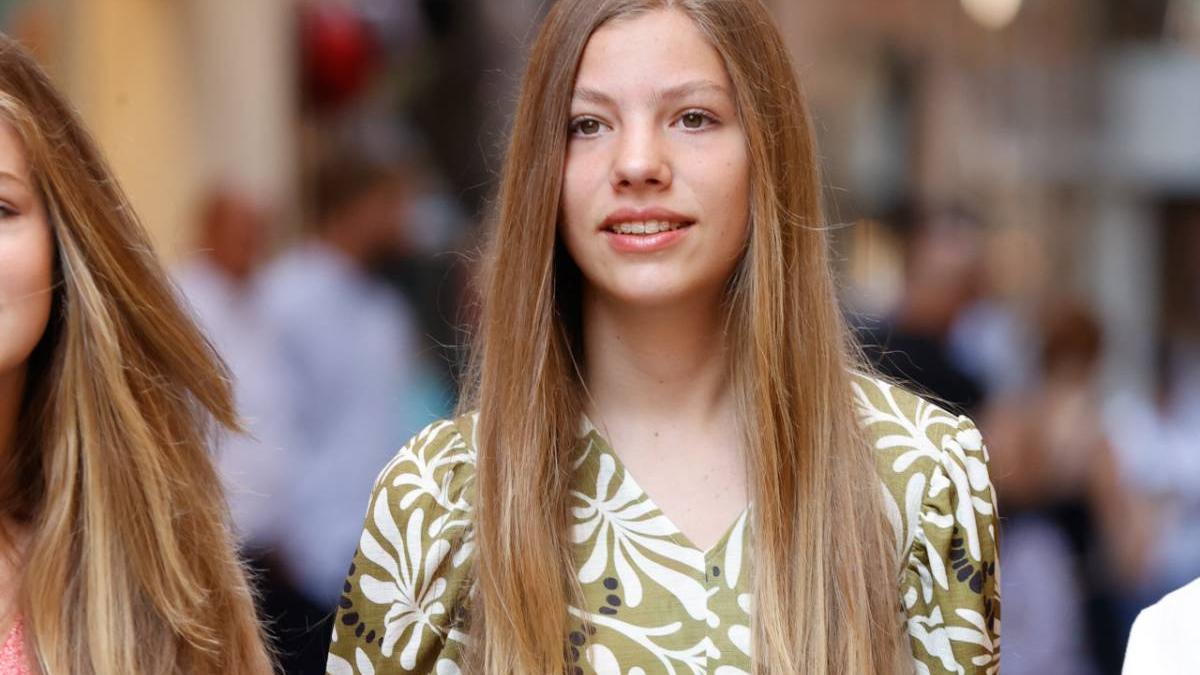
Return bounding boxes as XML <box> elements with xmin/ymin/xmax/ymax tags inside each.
<box><xmin>326</xmin><ymin>375</ymin><xmax>1001</xmax><ymax>674</ymax></box>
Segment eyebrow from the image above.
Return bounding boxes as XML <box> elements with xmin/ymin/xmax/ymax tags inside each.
<box><xmin>571</xmin><ymin>79</ymin><xmax>731</xmax><ymax>107</ymax></box>
<box><xmin>0</xmin><ymin>170</ymin><xmax>29</xmax><ymax>188</ymax></box>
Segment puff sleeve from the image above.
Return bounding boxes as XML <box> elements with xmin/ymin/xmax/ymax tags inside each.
<box><xmin>326</xmin><ymin>418</ymin><xmax>478</xmax><ymax>675</ymax></box>
<box><xmin>901</xmin><ymin>414</ymin><xmax>1002</xmax><ymax>675</ymax></box>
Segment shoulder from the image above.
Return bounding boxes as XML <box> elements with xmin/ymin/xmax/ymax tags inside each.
<box><xmin>259</xmin><ymin>246</ymin><xmax>340</xmax><ymax>303</ymax></box>
<box><xmin>1124</xmin><ymin>578</ymin><xmax>1200</xmax><ymax>674</ymax></box>
<box><xmin>1143</xmin><ymin>577</ymin><xmax>1200</xmax><ymax>620</ymax></box>
<box><xmin>370</xmin><ymin>414</ymin><xmax>478</xmax><ymax>515</ymax></box>
<box><xmin>850</xmin><ymin>372</ymin><xmax>991</xmax><ymax>511</ymax></box>
<box><xmin>849</xmin><ymin>372</ymin><xmax>996</xmax><ymax>560</ymax></box>
<box><xmin>260</xmin><ymin>246</ymin><xmax>312</xmax><ymax>286</ymax></box>
<box><xmin>257</xmin><ymin>250</ymin><xmax>313</xmax><ymax>316</ymax></box>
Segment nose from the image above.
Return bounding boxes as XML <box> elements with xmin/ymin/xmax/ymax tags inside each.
<box><xmin>610</xmin><ymin>123</ymin><xmax>671</xmax><ymax>192</ymax></box>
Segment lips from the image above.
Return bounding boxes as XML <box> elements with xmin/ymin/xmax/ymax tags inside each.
<box><xmin>599</xmin><ymin>207</ymin><xmax>695</xmax><ymax>254</ymax></box>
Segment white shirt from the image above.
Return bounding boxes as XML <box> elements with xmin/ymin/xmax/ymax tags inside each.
<box><xmin>1123</xmin><ymin>578</ymin><xmax>1200</xmax><ymax>674</ymax></box>
<box><xmin>259</xmin><ymin>242</ymin><xmax>418</xmax><ymax>605</ymax></box>
<box><xmin>174</xmin><ymin>257</ymin><xmax>294</xmax><ymax>550</ymax></box>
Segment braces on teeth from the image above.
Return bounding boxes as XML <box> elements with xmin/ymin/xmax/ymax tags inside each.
<box><xmin>609</xmin><ymin>220</ymin><xmax>687</xmax><ymax>235</ymax></box>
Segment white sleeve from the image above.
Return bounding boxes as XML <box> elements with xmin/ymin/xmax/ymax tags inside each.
<box><xmin>1122</xmin><ymin>585</ymin><xmax>1200</xmax><ymax>675</ymax></box>
<box><xmin>1123</xmin><ymin>609</ymin><xmax>1164</xmax><ymax>674</ymax></box>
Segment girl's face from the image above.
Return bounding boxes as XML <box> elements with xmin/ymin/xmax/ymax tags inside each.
<box><xmin>560</xmin><ymin>9</ymin><xmax>750</xmax><ymax>309</ymax></box>
<box><xmin>0</xmin><ymin>119</ymin><xmax>53</xmax><ymax>385</ymax></box>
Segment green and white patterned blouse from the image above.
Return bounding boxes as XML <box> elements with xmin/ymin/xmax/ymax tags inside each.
<box><xmin>326</xmin><ymin>375</ymin><xmax>1001</xmax><ymax>674</ymax></box>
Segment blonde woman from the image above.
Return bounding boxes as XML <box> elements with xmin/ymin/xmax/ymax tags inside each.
<box><xmin>0</xmin><ymin>37</ymin><xmax>272</xmax><ymax>673</ymax></box>
<box><xmin>329</xmin><ymin>1</ymin><xmax>1000</xmax><ymax>673</ymax></box>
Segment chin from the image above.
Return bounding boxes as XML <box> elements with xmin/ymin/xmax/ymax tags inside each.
<box><xmin>598</xmin><ymin>279</ymin><xmax>705</xmax><ymax>309</ymax></box>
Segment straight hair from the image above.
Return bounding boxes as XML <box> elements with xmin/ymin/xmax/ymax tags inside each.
<box><xmin>461</xmin><ymin>1</ymin><xmax>908</xmax><ymax>672</ymax></box>
<box><xmin>0</xmin><ymin>36</ymin><xmax>273</xmax><ymax>674</ymax></box>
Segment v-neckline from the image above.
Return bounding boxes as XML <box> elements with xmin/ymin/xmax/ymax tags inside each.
<box><xmin>580</xmin><ymin>420</ymin><xmax>750</xmax><ymax>560</ymax></box>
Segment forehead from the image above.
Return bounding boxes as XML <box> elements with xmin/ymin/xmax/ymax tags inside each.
<box><xmin>0</xmin><ymin>118</ymin><xmax>31</xmax><ymax>182</ymax></box>
<box><xmin>573</xmin><ymin>9</ymin><xmax>732</xmax><ymax>100</ymax></box>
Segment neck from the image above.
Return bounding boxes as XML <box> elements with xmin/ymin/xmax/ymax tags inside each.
<box><xmin>321</xmin><ymin>221</ymin><xmax>372</xmax><ymax>267</ymax></box>
<box><xmin>897</xmin><ymin>292</ymin><xmax>953</xmax><ymax>337</ymax></box>
<box><xmin>0</xmin><ymin>367</ymin><xmax>24</xmax><ymax>468</ymax></box>
<box><xmin>582</xmin><ymin>288</ymin><xmax>732</xmax><ymax>427</ymax></box>
<box><xmin>204</xmin><ymin>255</ymin><xmax>252</xmax><ymax>288</ymax></box>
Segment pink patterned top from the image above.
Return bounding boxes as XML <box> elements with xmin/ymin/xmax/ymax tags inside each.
<box><xmin>0</xmin><ymin>617</ymin><xmax>30</xmax><ymax>675</ymax></box>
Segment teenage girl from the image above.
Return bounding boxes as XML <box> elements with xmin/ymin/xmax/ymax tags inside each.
<box><xmin>329</xmin><ymin>2</ymin><xmax>1000</xmax><ymax>673</ymax></box>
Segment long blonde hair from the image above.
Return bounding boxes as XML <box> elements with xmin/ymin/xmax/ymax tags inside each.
<box><xmin>0</xmin><ymin>36</ymin><xmax>272</xmax><ymax>674</ymax></box>
<box><xmin>463</xmin><ymin>1</ymin><xmax>906</xmax><ymax>672</ymax></box>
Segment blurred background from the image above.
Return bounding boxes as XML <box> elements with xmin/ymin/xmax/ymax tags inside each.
<box><xmin>2</xmin><ymin>0</ymin><xmax>1198</xmax><ymax>673</ymax></box>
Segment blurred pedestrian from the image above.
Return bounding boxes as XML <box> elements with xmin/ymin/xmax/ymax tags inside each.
<box><xmin>860</xmin><ymin>203</ymin><xmax>987</xmax><ymax>414</ymax></box>
<box><xmin>260</xmin><ymin>152</ymin><xmax>419</xmax><ymax>674</ymax></box>
<box><xmin>990</xmin><ymin>299</ymin><xmax>1150</xmax><ymax>674</ymax></box>
<box><xmin>175</xmin><ymin>188</ymin><xmax>294</xmax><ymax>558</ymax></box>
<box><xmin>1106</xmin><ymin>222</ymin><xmax>1200</xmax><ymax>602</ymax></box>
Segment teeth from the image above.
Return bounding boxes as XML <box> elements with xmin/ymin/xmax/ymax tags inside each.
<box><xmin>611</xmin><ymin>220</ymin><xmax>686</xmax><ymax>235</ymax></box>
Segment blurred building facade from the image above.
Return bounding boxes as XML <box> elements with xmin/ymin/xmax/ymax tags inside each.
<box><xmin>1</xmin><ymin>0</ymin><xmax>296</xmax><ymax>260</ymax></box>
<box><xmin>770</xmin><ymin>0</ymin><xmax>1200</xmax><ymax>402</ymax></box>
